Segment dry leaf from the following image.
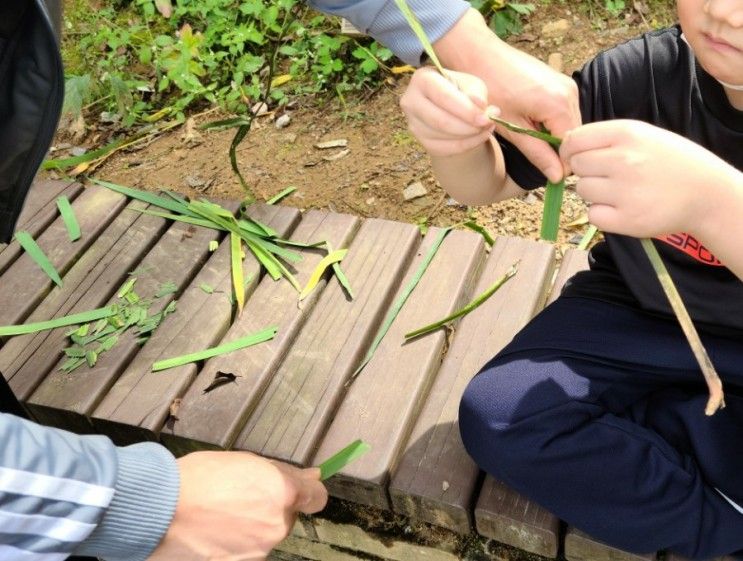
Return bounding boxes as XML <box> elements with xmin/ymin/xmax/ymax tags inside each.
<box><xmin>203</xmin><ymin>371</ymin><xmax>240</xmax><ymax>394</ymax></box>
<box><xmin>169</xmin><ymin>398</ymin><xmax>182</xmax><ymax>419</ymax></box>
<box><xmin>391</xmin><ymin>65</ymin><xmax>415</xmax><ymax>74</ymax></box>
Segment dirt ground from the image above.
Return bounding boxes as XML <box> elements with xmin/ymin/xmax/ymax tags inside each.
<box><xmin>48</xmin><ymin>3</ymin><xmax>674</xmax><ymax>252</ymax></box>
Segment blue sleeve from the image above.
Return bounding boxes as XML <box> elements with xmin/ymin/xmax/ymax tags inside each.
<box><xmin>307</xmin><ymin>0</ymin><xmax>470</xmax><ymax>65</ymax></box>
<box><xmin>0</xmin><ymin>413</ymin><xmax>179</xmax><ymax>561</ymax></box>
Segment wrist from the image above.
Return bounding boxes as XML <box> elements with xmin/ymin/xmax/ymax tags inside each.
<box><xmin>693</xmin><ymin>165</ymin><xmax>743</xmax><ymax>242</ymax></box>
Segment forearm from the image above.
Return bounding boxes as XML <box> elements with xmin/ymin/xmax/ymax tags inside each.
<box><xmin>431</xmin><ymin>137</ymin><xmax>508</xmax><ymax>206</ymax></box>
<box><xmin>308</xmin><ymin>0</ymin><xmax>469</xmax><ymax>65</ymax></box>
<box><xmin>694</xmin><ymin>166</ymin><xmax>743</xmax><ymax>281</ymax></box>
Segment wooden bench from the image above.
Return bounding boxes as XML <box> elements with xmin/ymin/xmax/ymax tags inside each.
<box><xmin>1</xmin><ymin>180</ymin><xmax>668</xmax><ymax>561</ymax></box>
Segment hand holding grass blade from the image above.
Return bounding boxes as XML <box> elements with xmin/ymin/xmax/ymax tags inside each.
<box><xmin>640</xmin><ymin>239</ymin><xmax>725</xmax><ymax>415</ymax></box>
<box><xmin>405</xmin><ymin>260</ymin><xmax>518</xmax><ymax>339</ymax></box>
<box><xmin>318</xmin><ymin>439</ymin><xmax>371</xmax><ymax>480</ymax></box>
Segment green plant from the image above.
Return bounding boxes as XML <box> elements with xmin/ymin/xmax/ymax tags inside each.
<box><xmin>604</xmin><ymin>0</ymin><xmax>626</xmax><ymax>17</ymax></box>
<box><xmin>468</xmin><ymin>0</ymin><xmax>536</xmax><ymax>38</ymax></box>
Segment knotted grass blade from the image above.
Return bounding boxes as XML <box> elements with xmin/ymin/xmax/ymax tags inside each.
<box><xmin>348</xmin><ymin>227</ymin><xmax>452</xmax><ymax>385</ymax></box>
<box><xmin>0</xmin><ymin>306</ymin><xmax>117</xmax><ymax>337</ymax></box>
<box><xmin>57</xmin><ymin>196</ymin><xmax>81</xmax><ymax>241</ymax></box>
<box><xmin>299</xmin><ymin>249</ymin><xmax>348</xmax><ymax>301</ymax></box>
<box><xmin>405</xmin><ymin>260</ymin><xmax>519</xmax><ymax>339</ymax></box>
<box><xmin>318</xmin><ymin>439</ymin><xmax>371</xmax><ymax>481</ymax></box>
<box><xmin>393</xmin><ymin>0</ymin><xmax>445</xmax><ymax>74</ymax></box>
<box><xmin>152</xmin><ymin>326</ymin><xmax>278</xmax><ymax>372</ymax></box>
<box><xmin>640</xmin><ymin>238</ymin><xmax>724</xmax><ymax>415</ymax></box>
<box><xmin>540</xmin><ymin>179</ymin><xmax>565</xmax><ymax>242</ymax></box>
<box><xmin>266</xmin><ymin>186</ymin><xmax>297</xmax><ymax>205</ymax></box>
<box><xmin>230</xmin><ymin>232</ymin><xmax>245</xmax><ymax>315</ymax></box>
<box><xmin>15</xmin><ymin>231</ymin><xmax>63</xmax><ymax>287</ymax></box>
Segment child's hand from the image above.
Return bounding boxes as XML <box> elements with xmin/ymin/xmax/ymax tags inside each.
<box><xmin>560</xmin><ymin>119</ymin><xmax>736</xmax><ymax>238</ymax></box>
<box><xmin>400</xmin><ymin>67</ymin><xmax>498</xmax><ymax>157</ymax></box>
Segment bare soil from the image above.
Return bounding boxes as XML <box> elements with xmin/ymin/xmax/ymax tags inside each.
<box><xmin>48</xmin><ymin>3</ymin><xmax>674</xmax><ymax>252</ymax></box>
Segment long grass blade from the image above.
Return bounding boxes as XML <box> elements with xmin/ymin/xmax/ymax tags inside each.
<box><xmin>318</xmin><ymin>439</ymin><xmax>371</xmax><ymax>480</ymax></box>
<box><xmin>230</xmin><ymin>232</ymin><xmax>245</xmax><ymax>315</ymax></box>
<box><xmin>266</xmin><ymin>186</ymin><xmax>297</xmax><ymax>205</ymax></box>
<box><xmin>0</xmin><ymin>306</ymin><xmax>117</xmax><ymax>337</ymax></box>
<box><xmin>540</xmin><ymin>179</ymin><xmax>565</xmax><ymax>242</ymax></box>
<box><xmin>15</xmin><ymin>231</ymin><xmax>63</xmax><ymax>287</ymax></box>
<box><xmin>57</xmin><ymin>196</ymin><xmax>81</xmax><ymax>241</ymax></box>
<box><xmin>640</xmin><ymin>238</ymin><xmax>724</xmax><ymax>415</ymax></box>
<box><xmin>152</xmin><ymin>326</ymin><xmax>277</xmax><ymax>371</ymax></box>
<box><xmin>348</xmin><ymin>227</ymin><xmax>452</xmax><ymax>385</ymax></box>
<box><xmin>393</xmin><ymin>0</ymin><xmax>445</xmax><ymax>74</ymax></box>
<box><xmin>42</xmin><ymin>138</ymin><xmax>127</xmax><ymax>170</ymax></box>
<box><xmin>405</xmin><ymin>260</ymin><xmax>519</xmax><ymax>339</ymax></box>
<box><xmin>326</xmin><ymin>242</ymin><xmax>354</xmax><ymax>300</ymax></box>
<box><xmin>299</xmin><ymin>249</ymin><xmax>348</xmax><ymax>301</ymax></box>
<box><xmin>93</xmin><ymin>179</ymin><xmax>200</xmax><ymax>218</ymax></box>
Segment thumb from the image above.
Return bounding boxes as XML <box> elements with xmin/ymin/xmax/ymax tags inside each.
<box><xmin>293</xmin><ymin>475</ymin><xmax>328</xmax><ymax>514</ymax></box>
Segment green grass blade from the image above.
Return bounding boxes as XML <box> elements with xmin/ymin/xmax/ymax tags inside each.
<box><xmin>462</xmin><ymin>221</ymin><xmax>495</xmax><ymax>246</ymax></box>
<box><xmin>93</xmin><ymin>179</ymin><xmax>199</xmax><ymax>217</ymax></box>
<box><xmin>198</xmin><ymin>116</ymin><xmax>252</xmax><ymax>131</ymax></box>
<box><xmin>230</xmin><ymin>232</ymin><xmax>245</xmax><ymax>315</ymax></box>
<box><xmin>132</xmin><ymin>209</ymin><xmax>225</xmax><ymax>230</ymax></box>
<box><xmin>540</xmin><ymin>180</ymin><xmax>565</xmax><ymax>242</ymax></box>
<box><xmin>152</xmin><ymin>326</ymin><xmax>278</xmax><ymax>371</ymax></box>
<box><xmin>299</xmin><ymin>249</ymin><xmax>348</xmax><ymax>301</ymax></box>
<box><xmin>326</xmin><ymin>242</ymin><xmax>354</xmax><ymax>300</ymax></box>
<box><xmin>0</xmin><ymin>306</ymin><xmax>117</xmax><ymax>337</ymax></box>
<box><xmin>348</xmin><ymin>227</ymin><xmax>452</xmax><ymax>385</ymax></box>
<box><xmin>42</xmin><ymin>138</ymin><xmax>127</xmax><ymax>170</ymax></box>
<box><xmin>405</xmin><ymin>260</ymin><xmax>518</xmax><ymax>339</ymax></box>
<box><xmin>393</xmin><ymin>0</ymin><xmax>445</xmax><ymax>74</ymax></box>
<box><xmin>488</xmin><ymin>116</ymin><xmax>563</xmax><ymax>148</ymax></box>
<box><xmin>577</xmin><ymin>224</ymin><xmax>599</xmax><ymax>250</ymax></box>
<box><xmin>266</xmin><ymin>186</ymin><xmax>297</xmax><ymax>205</ymax></box>
<box><xmin>318</xmin><ymin>439</ymin><xmax>371</xmax><ymax>480</ymax></box>
<box><xmin>56</xmin><ymin>196</ymin><xmax>81</xmax><ymax>241</ymax></box>
<box><xmin>117</xmin><ymin>277</ymin><xmax>137</xmax><ymax>298</ymax></box>
<box><xmin>15</xmin><ymin>231</ymin><xmax>63</xmax><ymax>287</ymax></box>
<box><xmin>241</xmin><ymin>231</ymin><xmax>303</xmax><ymax>263</ymax></box>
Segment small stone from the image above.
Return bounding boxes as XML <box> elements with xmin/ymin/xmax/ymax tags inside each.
<box><xmin>442</xmin><ymin>481</ymin><xmax>450</xmax><ymax>492</ymax></box>
<box><xmin>315</xmin><ymin>139</ymin><xmax>348</xmax><ymax>149</ymax></box>
<box><xmin>54</xmin><ymin>142</ymin><xmax>72</xmax><ymax>151</ymax></box>
<box><xmin>71</xmin><ymin>146</ymin><xmax>88</xmax><ymax>157</ymax></box>
<box><xmin>548</xmin><ymin>52</ymin><xmax>564</xmax><ymax>73</ymax></box>
<box><xmin>523</xmin><ymin>192</ymin><xmax>539</xmax><ymax>205</ymax></box>
<box><xmin>365</xmin><ymin>197</ymin><xmax>376</xmax><ymax>205</ymax></box>
<box><xmin>284</xmin><ymin>133</ymin><xmax>298</xmax><ymax>144</ymax></box>
<box><xmin>251</xmin><ymin>102</ymin><xmax>269</xmax><ymax>116</ymax></box>
<box><xmin>541</xmin><ymin>19</ymin><xmax>571</xmax><ymax>38</ymax></box>
<box><xmin>403</xmin><ymin>181</ymin><xmax>428</xmax><ymax>201</ymax></box>
<box><xmin>323</xmin><ymin>149</ymin><xmax>350</xmax><ymax>162</ymax></box>
<box><xmin>99</xmin><ymin>111</ymin><xmax>120</xmax><ymax>124</ymax></box>
<box><xmin>446</xmin><ymin>197</ymin><xmax>465</xmax><ymax>207</ymax></box>
<box><xmin>275</xmin><ymin>114</ymin><xmax>291</xmax><ymax>129</ymax></box>
<box><xmin>185</xmin><ymin>175</ymin><xmax>206</xmax><ymax>188</ymax></box>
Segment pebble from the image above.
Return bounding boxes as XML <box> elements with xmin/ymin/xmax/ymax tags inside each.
<box><xmin>275</xmin><ymin>114</ymin><xmax>291</xmax><ymax>129</ymax></box>
<box><xmin>71</xmin><ymin>146</ymin><xmax>87</xmax><ymax>157</ymax></box>
<box><xmin>403</xmin><ymin>181</ymin><xmax>428</xmax><ymax>201</ymax></box>
<box><xmin>541</xmin><ymin>19</ymin><xmax>571</xmax><ymax>38</ymax></box>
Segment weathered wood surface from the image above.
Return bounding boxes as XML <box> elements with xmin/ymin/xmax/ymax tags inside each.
<box><xmin>2</xmin><ymin>181</ymin><xmax>659</xmax><ymax>561</ymax></box>
<box><xmin>389</xmin><ymin>236</ymin><xmax>555</xmax><ymax>534</ymax></box>
<box><xmin>564</xmin><ymin>529</ymin><xmax>656</xmax><ymax>561</ymax></box>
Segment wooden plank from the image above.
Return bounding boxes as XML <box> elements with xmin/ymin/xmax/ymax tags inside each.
<box><xmin>564</xmin><ymin>529</ymin><xmax>656</xmax><ymax>561</ymax></box>
<box><xmin>2</xmin><ymin>199</ymin><xmax>167</xmax><ymax>403</ymax></box>
<box><xmin>389</xmin><ymin>236</ymin><xmax>555</xmax><ymax>534</ymax></box>
<box><xmin>15</xmin><ymin>202</ymin><xmax>170</xmax><ymax>427</ymax></box>
<box><xmin>161</xmin><ymin>210</ymin><xmax>360</xmax><ymax>456</ymax></box>
<box><xmin>665</xmin><ymin>553</ymin><xmax>734</xmax><ymax>561</ymax></box>
<box><xmin>312</xmin><ymin>228</ymin><xmax>486</xmax><ymax>510</ymax></box>
<box><xmin>231</xmin><ymin>218</ymin><xmax>420</xmax><ymax>466</ymax></box>
<box><xmin>89</xmin><ymin>205</ymin><xmax>301</xmax><ymax>445</ymax></box>
<box><xmin>0</xmin><ymin>185</ymin><xmax>126</xmax><ymax>330</ymax></box>
<box><xmin>0</xmin><ymin>180</ymin><xmax>79</xmax><ymax>268</ymax></box>
<box><xmin>473</xmin><ymin>246</ymin><xmax>588</xmax><ymax>557</ymax></box>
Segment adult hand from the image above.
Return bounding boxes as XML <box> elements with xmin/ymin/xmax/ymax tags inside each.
<box><xmin>434</xmin><ymin>9</ymin><xmax>580</xmax><ymax>182</ymax></box>
<box><xmin>560</xmin><ymin>119</ymin><xmax>740</xmax><ymax>238</ymax></box>
<box><xmin>400</xmin><ymin>66</ymin><xmax>497</xmax><ymax>157</ymax></box>
<box><xmin>148</xmin><ymin>451</ymin><xmax>328</xmax><ymax>561</ymax></box>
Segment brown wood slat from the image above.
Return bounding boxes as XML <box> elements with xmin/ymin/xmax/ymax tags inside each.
<box><xmin>665</xmin><ymin>553</ymin><xmax>735</xmax><ymax>561</ymax></box>
<box><xmin>88</xmin><ymin>205</ymin><xmax>301</xmax><ymax>445</ymax></box>
<box><xmin>564</xmin><ymin>529</ymin><xmax>656</xmax><ymax>561</ymax></box>
<box><xmin>161</xmin><ymin>210</ymin><xmax>360</xmax><ymax>456</ymax></box>
<box><xmin>0</xmin><ymin>180</ymin><xmax>80</xmax><ymax>271</ymax></box>
<box><xmin>232</xmin><ymin>218</ymin><xmax>420</xmax><ymax>466</ymax></box>
<box><xmin>0</xmin><ymin>185</ymin><xmax>126</xmax><ymax>329</ymax></box>
<box><xmin>473</xmin><ymin>245</ymin><xmax>587</xmax><ymax>558</ymax></box>
<box><xmin>389</xmin><ymin>236</ymin><xmax>555</xmax><ymax>534</ymax></box>
<box><xmin>312</xmin><ymin>228</ymin><xmax>486</xmax><ymax>510</ymax></box>
<box><xmin>2</xmin><ymin>201</ymin><xmax>168</xmax><ymax>409</ymax></box>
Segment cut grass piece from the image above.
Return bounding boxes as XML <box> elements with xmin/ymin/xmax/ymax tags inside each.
<box><xmin>266</xmin><ymin>186</ymin><xmax>297</xmax><ymax>205</ymax></box>
<box><xmin>0</xmin><ymin>306</ymin><xmax>117</xmax><ymax>337</ymax></box>
<box><xmin>318</xmin><ymin>439</ymin><xmax>372</xmax><ymax>480</ymax></box>
<box><xmin>405</xmin><ymin>260</ymin><xmax>519</xmax><ymax>339</ymax></box>
<box><xmin>57</xmin><ymin>196</ymin><xmax>81</xmax><ymax>241</ymax></box>
<box><xmin>230</xmin><ymin>232</ymin><xmax>245</xmax><ymax>315</ymax></box>
<box><xmin>463</xmin><ymin>221</ymin><xmax>495</xmax><ymax>246</ymax></box>
<box><xmin>299</xmin><ymin>249</ymin><xmax>348</xmax><ymax>301</ymax></box>
<box><xmin>152</xmin><ymin>326</ymin><xmax>278</xmax><ymax>372</ymax></box>
<box><xmin>578</xmin><ymin>224</ymin><xmax>599</xmax><ymax>250</ymax></box>
<box><xmin>540</xmin><ymin>180</ymin><xmax>565</xmax><ymax>242</ymax></box>
<box><xmin>348</xmin><ymin>227</ymin><xmax>452</xmax><ymax>385</ymax></box>
<box><xmin>640</xmin><ymin>238</ymin><xmax>725</xmax><ymax>415</ymax></box>
<box><xmin>326</xmin><ymin>242</ymin><xmax>354</xmax><ymax>300</ymax></box>
<box><xmin>15</xmin><ymin>231</ymin><xmax>63</xmax><ymax>287</ymax></box>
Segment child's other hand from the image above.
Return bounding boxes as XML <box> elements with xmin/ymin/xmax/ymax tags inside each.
<box><xmin>400</xmin><ymin>67</ymin><xmax>498</xmax><ymax>157</ymax></box>
<box><xmin>560</xmin><ymin>119</ymin><xmax>732</xmax><ymax>238</ymax></box>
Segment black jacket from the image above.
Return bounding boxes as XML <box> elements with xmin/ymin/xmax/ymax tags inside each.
<box><xmin>0</xmin><ymin>0</ymin><xmax>63</xmax><ymax>244</ymax></box>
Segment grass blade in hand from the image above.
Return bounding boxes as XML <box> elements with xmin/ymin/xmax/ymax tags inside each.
<box><xmin>540</xmin><ymin>179</ymin><xmax>565</xmax><ymax>242</ymax></box>
<box><xmin>15</xmin><ymin>231</ymin><xmax>63</xmax><ymax>287</ymax></box>
<box><xmin>393</xmin><ymin>0</ymin><xmax>446</xmax><ymax>74</ymax></box>
<box><xmin>318</xmin><ymin>439</ymin><xmax>371</xmax><ymax>480</ymax></box>
<box><xmin>57</xmin><ymin>196</ymin><xmax>81</xmax><ymax>241</ymax></box>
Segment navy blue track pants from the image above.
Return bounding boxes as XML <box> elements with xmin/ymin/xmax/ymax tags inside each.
<box><xmin>459</xmin><ymin>296</ymin><xmax>743</xmax><ymax>559</ymax></box>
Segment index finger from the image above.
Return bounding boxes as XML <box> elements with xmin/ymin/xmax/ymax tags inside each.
<box><xmin>560</xmin><ymin>120</ymin><xmax>626</xmax><ymax>161</ymax></box>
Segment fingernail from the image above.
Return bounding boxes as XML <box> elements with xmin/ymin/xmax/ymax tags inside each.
<box><xmin>485</xmin><ymin>105</ymin><xmax>500</xmax><ymax>119</ymax></box>
<box><xmin>546</xmin><ymin>166</ymin><xmax>563</xmax><ymax>182</ymax></box>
